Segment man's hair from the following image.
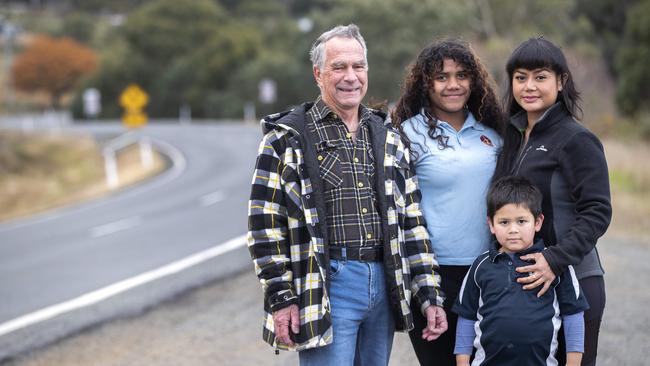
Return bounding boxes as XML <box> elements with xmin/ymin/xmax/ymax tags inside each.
<box><xmin>487</xmin><ymin>176</ymin><xmax>543</xmax><ymax>220</ymax></box>
<box><xmin>309</xmin><ymin>24</ymin><xmax>367</xmax><ymax>70</ymax></box>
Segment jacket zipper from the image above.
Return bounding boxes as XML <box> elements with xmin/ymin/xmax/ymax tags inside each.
<box><xmin>513</xmin><ymin>131</ymin><xmax>532</xmax><ymax>175</ymax></box>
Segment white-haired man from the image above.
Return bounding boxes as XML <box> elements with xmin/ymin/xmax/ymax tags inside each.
<box><xmin>247</xmin><ymin>24</ymin><xmax>447</xmax><ymax>365</ymax></box>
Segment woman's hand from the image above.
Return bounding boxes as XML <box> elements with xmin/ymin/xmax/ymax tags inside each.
<box><xmin>515</xmin><ymin>252</ymin><xmax>556</xmax><ymax>297</ymax></box>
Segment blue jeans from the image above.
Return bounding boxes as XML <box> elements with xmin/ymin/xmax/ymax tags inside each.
<box><xmin>299</xmin><ymin>259</ymin><xmax>395</xmax><ymax>366</ymax></box>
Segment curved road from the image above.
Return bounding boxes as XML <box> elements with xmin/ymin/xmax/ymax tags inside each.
<box><xmin>0</xmin><ymin>122</ymin><xmax>261</xmax><ymax>361</ymax></box>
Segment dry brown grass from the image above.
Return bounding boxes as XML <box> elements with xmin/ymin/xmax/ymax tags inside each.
<box><xmin>604</xmin><ymin>138</ymin><xmax>650</xmax><ymax>242</ymax></box>
<box><xmin>0</xmin><ymin>130</ymin><xmax>166</xmax><ymax>222</ymax></box>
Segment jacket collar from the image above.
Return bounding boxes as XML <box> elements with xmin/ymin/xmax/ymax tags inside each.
<box><xmin>509</xmin><ymin>102</ymin><xmax>569</xmax><ymax>134</ymax></box>
<box><xmin>261</xmin><ymin>102</ymin><xmax>313</xmax><ymax>136</ymax></box>
<box><xmin>261</xmin><ymin>100</ymin><xmax>386</xmax><ymax>136</ymax></box>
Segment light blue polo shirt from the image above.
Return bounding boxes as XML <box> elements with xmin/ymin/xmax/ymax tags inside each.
<box><xmin>402</xmin><ymin>111</ymin><xmax>502</xmax><ymax>265</ymax></box>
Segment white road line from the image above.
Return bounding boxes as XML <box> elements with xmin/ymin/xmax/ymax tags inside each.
<box><xmin>199</xmin><ymin>190</ymin><xmax>225</xmax><ymax>207</ymax></box>
<box><xmin>90</xmin><ymin>216</ymin><xmax>142</xmax><ymax>238</ymax></box>
<box><xmin>0</xmin><ymin>234</ymin><xmax>247</xmax><ymax>337</ymax></box>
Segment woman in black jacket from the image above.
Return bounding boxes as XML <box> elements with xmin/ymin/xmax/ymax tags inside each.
<box><xmin>494</xmin><ymin>37</ymin><xmax>612</xmax><ymax>366</ymax></box>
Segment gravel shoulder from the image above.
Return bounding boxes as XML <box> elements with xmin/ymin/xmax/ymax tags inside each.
<box><xmin>3</xmin><ymin>233</ymin><xmax>647</xmax><ymax>366</ymax></box>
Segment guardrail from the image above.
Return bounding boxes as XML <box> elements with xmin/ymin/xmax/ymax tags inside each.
<box><xmin>103</xmin><ymin>132</ymin><xmax>154</xmax><ymax>189</ymax></box>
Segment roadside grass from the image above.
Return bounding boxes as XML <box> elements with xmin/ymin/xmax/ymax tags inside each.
<box><xmin>0</xmin><ymin>130</ymin><xmax>166</xmax><ymax>222</ymax></box>
<box><xmin>604</xmin><ymin>138</ymin><xmax>650</xmax><ymax>242</ymax></box>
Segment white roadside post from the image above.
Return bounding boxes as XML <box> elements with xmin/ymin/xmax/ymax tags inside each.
<box><xmin>83</xmin><ymin>88</ymin><xmax>101</xmax><ymax>119</ymax></box>
<box><xmin>139</xmin><ymin>136</ymin><xmax>153</xmax><ymax>170</ymax></box>
<box><xmin>179</xmin><ymin>103</ymin><xmax>191</xmax><ymax>125</ymax></box>
<box><xmin>103</xmin><ymin>147</ymin><xmax>119</xmax><ymax>189</ymax></box>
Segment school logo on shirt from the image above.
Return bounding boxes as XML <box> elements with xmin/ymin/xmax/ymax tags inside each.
<box><xmin>480</xmin><ymin>135</ymin><xmax>494</xmax><ymax>147</ymax></box>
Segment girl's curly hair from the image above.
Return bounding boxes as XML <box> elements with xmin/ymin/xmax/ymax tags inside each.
<box><xmin>392</xmin><ymin>39</ymin><xmax>506</xmax><ymax>153</ymax></box>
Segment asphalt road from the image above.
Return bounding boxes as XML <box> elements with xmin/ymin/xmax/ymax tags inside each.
<box><xmin>0</xmin><ymin>121</ymin><xmax>261</xmax><ymax>361</ymax></box>
<box><xmin>2</xmin><ymin>233</ymin><xmax>648</xmax><ymax>366</ymax></box>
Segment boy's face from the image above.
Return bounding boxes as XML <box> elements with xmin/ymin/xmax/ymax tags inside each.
<box><xmin>488</xmin><ymin>203</ymin><xmax>543</xmax><ymax>254</ymax></box>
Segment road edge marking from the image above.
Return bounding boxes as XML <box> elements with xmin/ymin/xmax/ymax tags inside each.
<box><xmin>0</xmin><ymin>234</ymin><xmax>247</xmax><ymax>337</ymax></box>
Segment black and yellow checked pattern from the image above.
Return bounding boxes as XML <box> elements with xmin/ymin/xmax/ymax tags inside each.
<box><xmin>306</xmin><ymin>98</ymin><xmax>383</xmax><ymax>249</ymax></box>
<box><xmin>247</xmin><ymin>102</ymin><xmax>444</xmax><ymax>351</ymax></box>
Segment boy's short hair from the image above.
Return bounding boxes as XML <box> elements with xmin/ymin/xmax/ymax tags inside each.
<box><xmin>487</xmin><ymin>176</ymin><xmax>543</xmax><ymax>219</ymax></box>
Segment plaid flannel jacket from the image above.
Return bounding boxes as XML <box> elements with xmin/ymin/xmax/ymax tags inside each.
<box><xmin>247</xmin><ymin>102</ymin><xmax>444</xmax><ymax>351</ymax></box>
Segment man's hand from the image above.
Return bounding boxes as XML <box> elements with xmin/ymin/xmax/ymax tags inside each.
<box><xmin>422</xmin><ymin>305</ymin><xmax>448</xmax><ymax>341</ymax></box>
<box><xmin>272</xmin><ymin>304</ymin><xmax>300</xmax><ymax>346</ymax></box>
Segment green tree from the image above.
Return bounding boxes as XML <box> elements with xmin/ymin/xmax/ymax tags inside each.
<box><xmin>73</xmin><ymin>0</ymin><xmax>270</xmax><ymax>118</ymax></box>
<box><xmin>151</xmin><ymin>25</ymin><xmax>262</xmax><ymax>118</ymax></box>
<box><xmin>58</xmin><ymin>12</ymin><xmax>96</xmax><ymax>44</ymax></box>
<box><xmin>615</xmin><ymin>0</ymin><xmax>650</xmax><ymax>115</ymax></box>
<box><xmin>121</xmin><ymin>0</ymin><xmax>228</xmax><ymax>80</ymax></box>
<box><xmin>574</xmin><ymin>0</ymin><xmax>635</xmax><ymax>76</ymax></box>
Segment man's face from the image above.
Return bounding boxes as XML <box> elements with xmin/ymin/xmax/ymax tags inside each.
<box><xmin>313</xmin><ymin>37</ymin><xmax>368</xmax><ymax>116</ymax></box>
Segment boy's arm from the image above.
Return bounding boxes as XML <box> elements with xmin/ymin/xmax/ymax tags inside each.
<box><xmin>451</xmin><ymin>260</ymin><xmax>483</xmax><ymax>366</ymax></box>
<box><xmin>555</xmin><ymin>266</ymin><xmax>590</xmax><ymax>314</ymax></box>
<box><xmin>454</xmin><ymin>316</ymin><xmax>475</xmax><ymax>357</ymax></box>
<box><xmin>566</xmin><ymin>352</ymin><xmax>583</xmax><ymax>366</ymax></box>
<box><xmin>456</xmin><ymin>354</ymin><xmax>471</xmax><ymax>366</ymax></box>
<box><xmin>563</xmin><ymin>311</ymin><xmax>585</xmax><ymax>366</ymax></box>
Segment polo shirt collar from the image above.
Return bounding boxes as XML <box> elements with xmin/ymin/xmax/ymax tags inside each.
<box><xmin>420</xmin><ymin>110</ymin><xmax>484</xmax><ymax>134</ymax></box>
<box><xmin>489</xmin><ymin>238</ymin><xmax>546</xmax><ymax>262</ymax></box>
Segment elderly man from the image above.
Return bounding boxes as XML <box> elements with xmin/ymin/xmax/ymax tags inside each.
<box><xmin>247</xmin><ymin>24</ymin><xmax>447</xmax><ymax>365</ymax></box>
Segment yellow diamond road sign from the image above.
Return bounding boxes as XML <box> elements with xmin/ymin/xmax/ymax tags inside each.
<box><xmin>120</xmin><ymin>84</ymin><xmax>149</xmax><ymax>128</ymax></box>
<box><xmin>122</xmin><ymin>112</ymin><xmax>148</xmax><ymax>127</ymax></box>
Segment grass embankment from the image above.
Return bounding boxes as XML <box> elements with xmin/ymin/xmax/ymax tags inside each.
<box><xmin>604</xmin><ymin>138</ymin><xmax>650</xmax><ymax>242</ymax></box>
<box><xmin>0</xmin><ymin>130</ymin><xmax>166</xmax><ymax>222</ymax></box>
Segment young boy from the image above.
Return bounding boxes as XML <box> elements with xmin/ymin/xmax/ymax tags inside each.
<box><xmin>452</xmin><ymin>176</ymin><xmax>589</xmax><ymax>366</ymax></box>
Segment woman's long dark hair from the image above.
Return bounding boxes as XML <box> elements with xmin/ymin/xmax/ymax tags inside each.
<box><xmin>494</xmin><ymin>37</ymin><xmax>583</xmax><ymax>179</ymax></box>
<box><xmin>392</xmin><ymin>39</ymin><xmax>505</xmax><ymax>154</ymax></box>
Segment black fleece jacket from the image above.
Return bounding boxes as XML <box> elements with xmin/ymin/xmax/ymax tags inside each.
<box><xmin>506</xmin><ymin>103</ymin><xmax>612</xmax><ymax>278</ymax></box>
